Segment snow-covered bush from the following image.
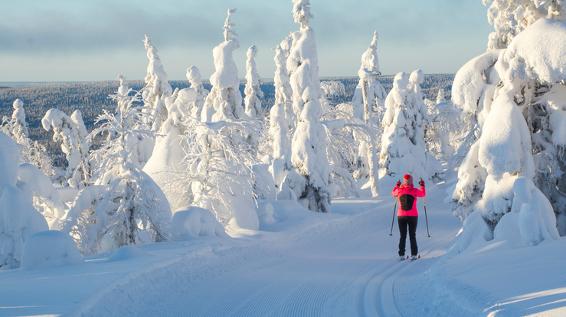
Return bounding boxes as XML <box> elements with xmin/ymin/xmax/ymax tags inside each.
<box><xmin>180</xmin><ymin>118</ymin><xmax>259</xmax><ymax>230</ymax></box>
<box><xmin>142</xmin><ymin>34</ymin><xmax>172</xmax><ymax>133</ymax></box>
<box><xmin>282</xmin><ymin>0</ymin><xmax>331</xmax><ymax>212</ymax></box>
<box><xmin>21</xmin><ymin>230</ymin><xmax>82</xmax><ymax>270</ymax></box>
<box><xmin>244</xmin><ymin>45</ymin><xmax>263</xmax><ymax>118</ymax></box>
<box><xmin>0</xmin><ymin>133</ymin><xmax>48</xmax><ymax>269</ymax></box>
<box><xmin>201</xmin><ymin>9</ymin><xmax>244</xmax><ymax>122</ymax></box>
<box><xmin>452</xmin><ymin>13</ymin><xmax>566</xmax><ymax>241</ymax></box>
<box><xmin>65</xmin><ymin>165</ymin><xmax>171</xmax><ymax>254</ymax></box>
<box><xmin>351</xmin><ymin>31</ymin><xmax>386</xmax><ymax>123</ymax></box>
<box><xmin>170</xmin><ymin>207</ymin><xmax>226</xmax><ymax>240</ymax></box>
<box><xmin>42</xmin><ymin>108</ymin><xmax>90</xmax><ymax>188</ymax></box>
<box><xmin>379</xmin><ymin>71</ymin><xmax>432</xmax><ymax>181</ymax></box>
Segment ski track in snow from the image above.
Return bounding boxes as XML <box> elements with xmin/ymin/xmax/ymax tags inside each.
<box><xmin>73</xmin><ymin>186</ymin><xmax>460</xmax><ymax>317</ymax></box>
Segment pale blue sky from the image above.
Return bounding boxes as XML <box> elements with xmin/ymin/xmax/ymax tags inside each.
<box><xmin>0</xmin><ymin>0</ymin><xmax>492</xmax><ymax>81</ymax></box>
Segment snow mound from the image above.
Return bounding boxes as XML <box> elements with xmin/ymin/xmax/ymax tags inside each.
<box><xmin>506</xmin><ymin>18</ymin><xmax>566</xmax><ymax>83</ymax></box>
<box><xmin>170</xmin><ymin>207</ymin><xmax>226</xmax><ymax>241</ymax></box>
<box><xmin>21</xmin><ymin>230</ymin><xmax>82</xmax><ymax>270</ymax></box>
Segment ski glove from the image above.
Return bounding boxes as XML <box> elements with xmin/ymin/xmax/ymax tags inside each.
<box><xmin>419</xmin><ymin>179</ymin><xmax>425</xmax><ymax>187</ymax></box>
<box><xmin>396</xmin><ymin>180</ymin><xmax>401</xmax><ymax>187</ymax></box>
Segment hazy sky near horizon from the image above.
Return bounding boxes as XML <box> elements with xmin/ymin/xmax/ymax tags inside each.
<box><xmin>0</xmin><ymin>0</ymin><xmax>492</xmax><ymax>82</ymax></box>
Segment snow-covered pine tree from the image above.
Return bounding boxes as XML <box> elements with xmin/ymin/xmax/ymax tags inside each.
<box><xmin>244</xmin><ymin>45</ymin><xmax>263</xmax><ymax>118</ymax></box>
<box><xmin>282</xmin><ymin>0</ymin><xmax>331</xmax><ymax>212</ymax></box>
<box><xmin>142</xmin><ymin>34</ymin><xmax>172</xmax><ymax>133</ymax></box>
<box><xmin>201</xmin><ymin>9</ymin><xmax>244</xmax><ymax>122</ymax></box>
<box><xmin>41</xmin><ymin>109</ymin><xmax>90</xmax><ymax>188</ymax></box>
<box><xmin>352</xmin><ymin>31</ymin><xmax>386</xmax><ymax>123</ymax></box>
<box><xmin>380</xmin><ymin>71</ymin><xmax>429</xmax><ymax>181</ymax></box>
<box><xmin>66</xmin><ymin>85</ymin><xmax>171</xmax><ymax>254</ymax></box>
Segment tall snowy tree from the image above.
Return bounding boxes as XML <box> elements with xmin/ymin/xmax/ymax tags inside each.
<box><xmin>201</xmin><ymin>9</ymin><xmax>244</xmax><ymax>122</ymax></box>
<box><xmin>269</xmin><ymin>44</ymin><xmax>293</xmax><ymax>190</ymax></box>
<box><xmin>352</xmin><ymin>31</ymin><xmax>386</xmax><ymax>123</ymax></box>
<box><xmin>142</xmin><ymin>34</ymin><xmax>172</xmax><ymax>132</ymax></box>
<box><xmin>282</xmin><ymin>0</ymin><xmax>331</xmax><ymax>213</ymax></box>
<box><xmin>244</xmin><ymin>45</ymin><xmax>263</xmax><ymax>118</ymax></box>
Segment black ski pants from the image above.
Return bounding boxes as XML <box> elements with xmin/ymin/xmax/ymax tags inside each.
<box><xmin>398</xmin><ymin>216</ymin><xmax>418</xmax><ymax>256</ymax></box>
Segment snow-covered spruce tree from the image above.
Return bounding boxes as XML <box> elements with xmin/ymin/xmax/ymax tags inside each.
<box><xmin>380</xmin><ymin>71</ymin><xmax>430</xmax><ymax>181</ymax></box>
<box><xmin>0</xmin><ymin>133</ymin><xmax>48</xmax><ymax>269</ymax></box>
<box><xmin>269</xmin><ymin>44</ymin><xmax>293</xmax><ymax>191</ymax></box>
<box><xmin>352</xmin><ymin>31</ymin><xmax>386</xmax><ymax>123</ymax></box>
<box><xmin>244</xmin><ymin>45</ymin><xmax>263</xmax><ymax>118</ymax></box>
<box><xmin>142</xmin><ymin>34</ymin><xmax>172</xmax><ymax>133</ymax></box>
<box><xmin>281</xmin><ymin>0</ymin><xmax>331</xmax><ymax>212</ymax></box>
<box><xmin>65</xmin><ymin>87</ymin><xmax>171</xmax><ymax>254</ymax></box>
<box><xmin>201</xmin><ymin>9</ymin><xmax>244</xmax><ymax>122</ymax></box>
<box><xmin>452</xmin><ymin>8</ymin><xmax>566</xmax><ymax>241</ymax></box>
<box><xmin>42</xmin><ymin>109</ymin><xmax>90</xmax><ymax>188</ymax></box>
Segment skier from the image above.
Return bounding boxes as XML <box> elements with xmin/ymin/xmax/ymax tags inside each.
<box><xmin>392</xmin><ymin>174</ymin><xmax>425</xmax><ymax>261</ymax></box>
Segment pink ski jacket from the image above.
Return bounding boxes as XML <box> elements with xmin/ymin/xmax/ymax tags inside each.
<box><xmin>392</xmin><ymin>184</ymin><xmax>426</xmax><ymax>217</ymax></box>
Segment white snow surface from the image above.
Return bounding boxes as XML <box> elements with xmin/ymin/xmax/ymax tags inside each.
<box><xmin>0</xmin><ymin>178</ymin><xmax>564</xmax><ymax>316</ymax></box>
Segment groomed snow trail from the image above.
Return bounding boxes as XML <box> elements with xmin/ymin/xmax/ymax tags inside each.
<box><xmin>76</xmin><ymin>184</ymin><xmax>460</xmax><ymax>317</ymax></box>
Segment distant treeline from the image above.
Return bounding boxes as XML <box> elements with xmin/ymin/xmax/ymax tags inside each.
<box><xmin>0</xmin><ymin>74</ymin><xmax>453</xmax><ymax>165</ymax></box>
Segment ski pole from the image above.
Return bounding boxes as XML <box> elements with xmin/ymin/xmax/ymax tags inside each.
<box><xmin>423</xmin><ymin>198</ymin><xmax>431</xmax><ymax>238</ymax></box>
<box><xmin>389</xmin><ymin>200</ymin><xmax>397</xmax><ymax>236</ymax></box>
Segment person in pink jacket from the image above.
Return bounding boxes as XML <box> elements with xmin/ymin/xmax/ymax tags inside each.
<box><xmin>392</xmin><ymin>174</ymin><xmax>425</xmax><ymax>260</ymax></box>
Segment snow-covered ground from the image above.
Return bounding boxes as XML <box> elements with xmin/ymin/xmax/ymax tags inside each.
<box><xmin>0</xmin><ymin>178</ymin><xmax>563</xmax><ymax>317</ymax></box>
